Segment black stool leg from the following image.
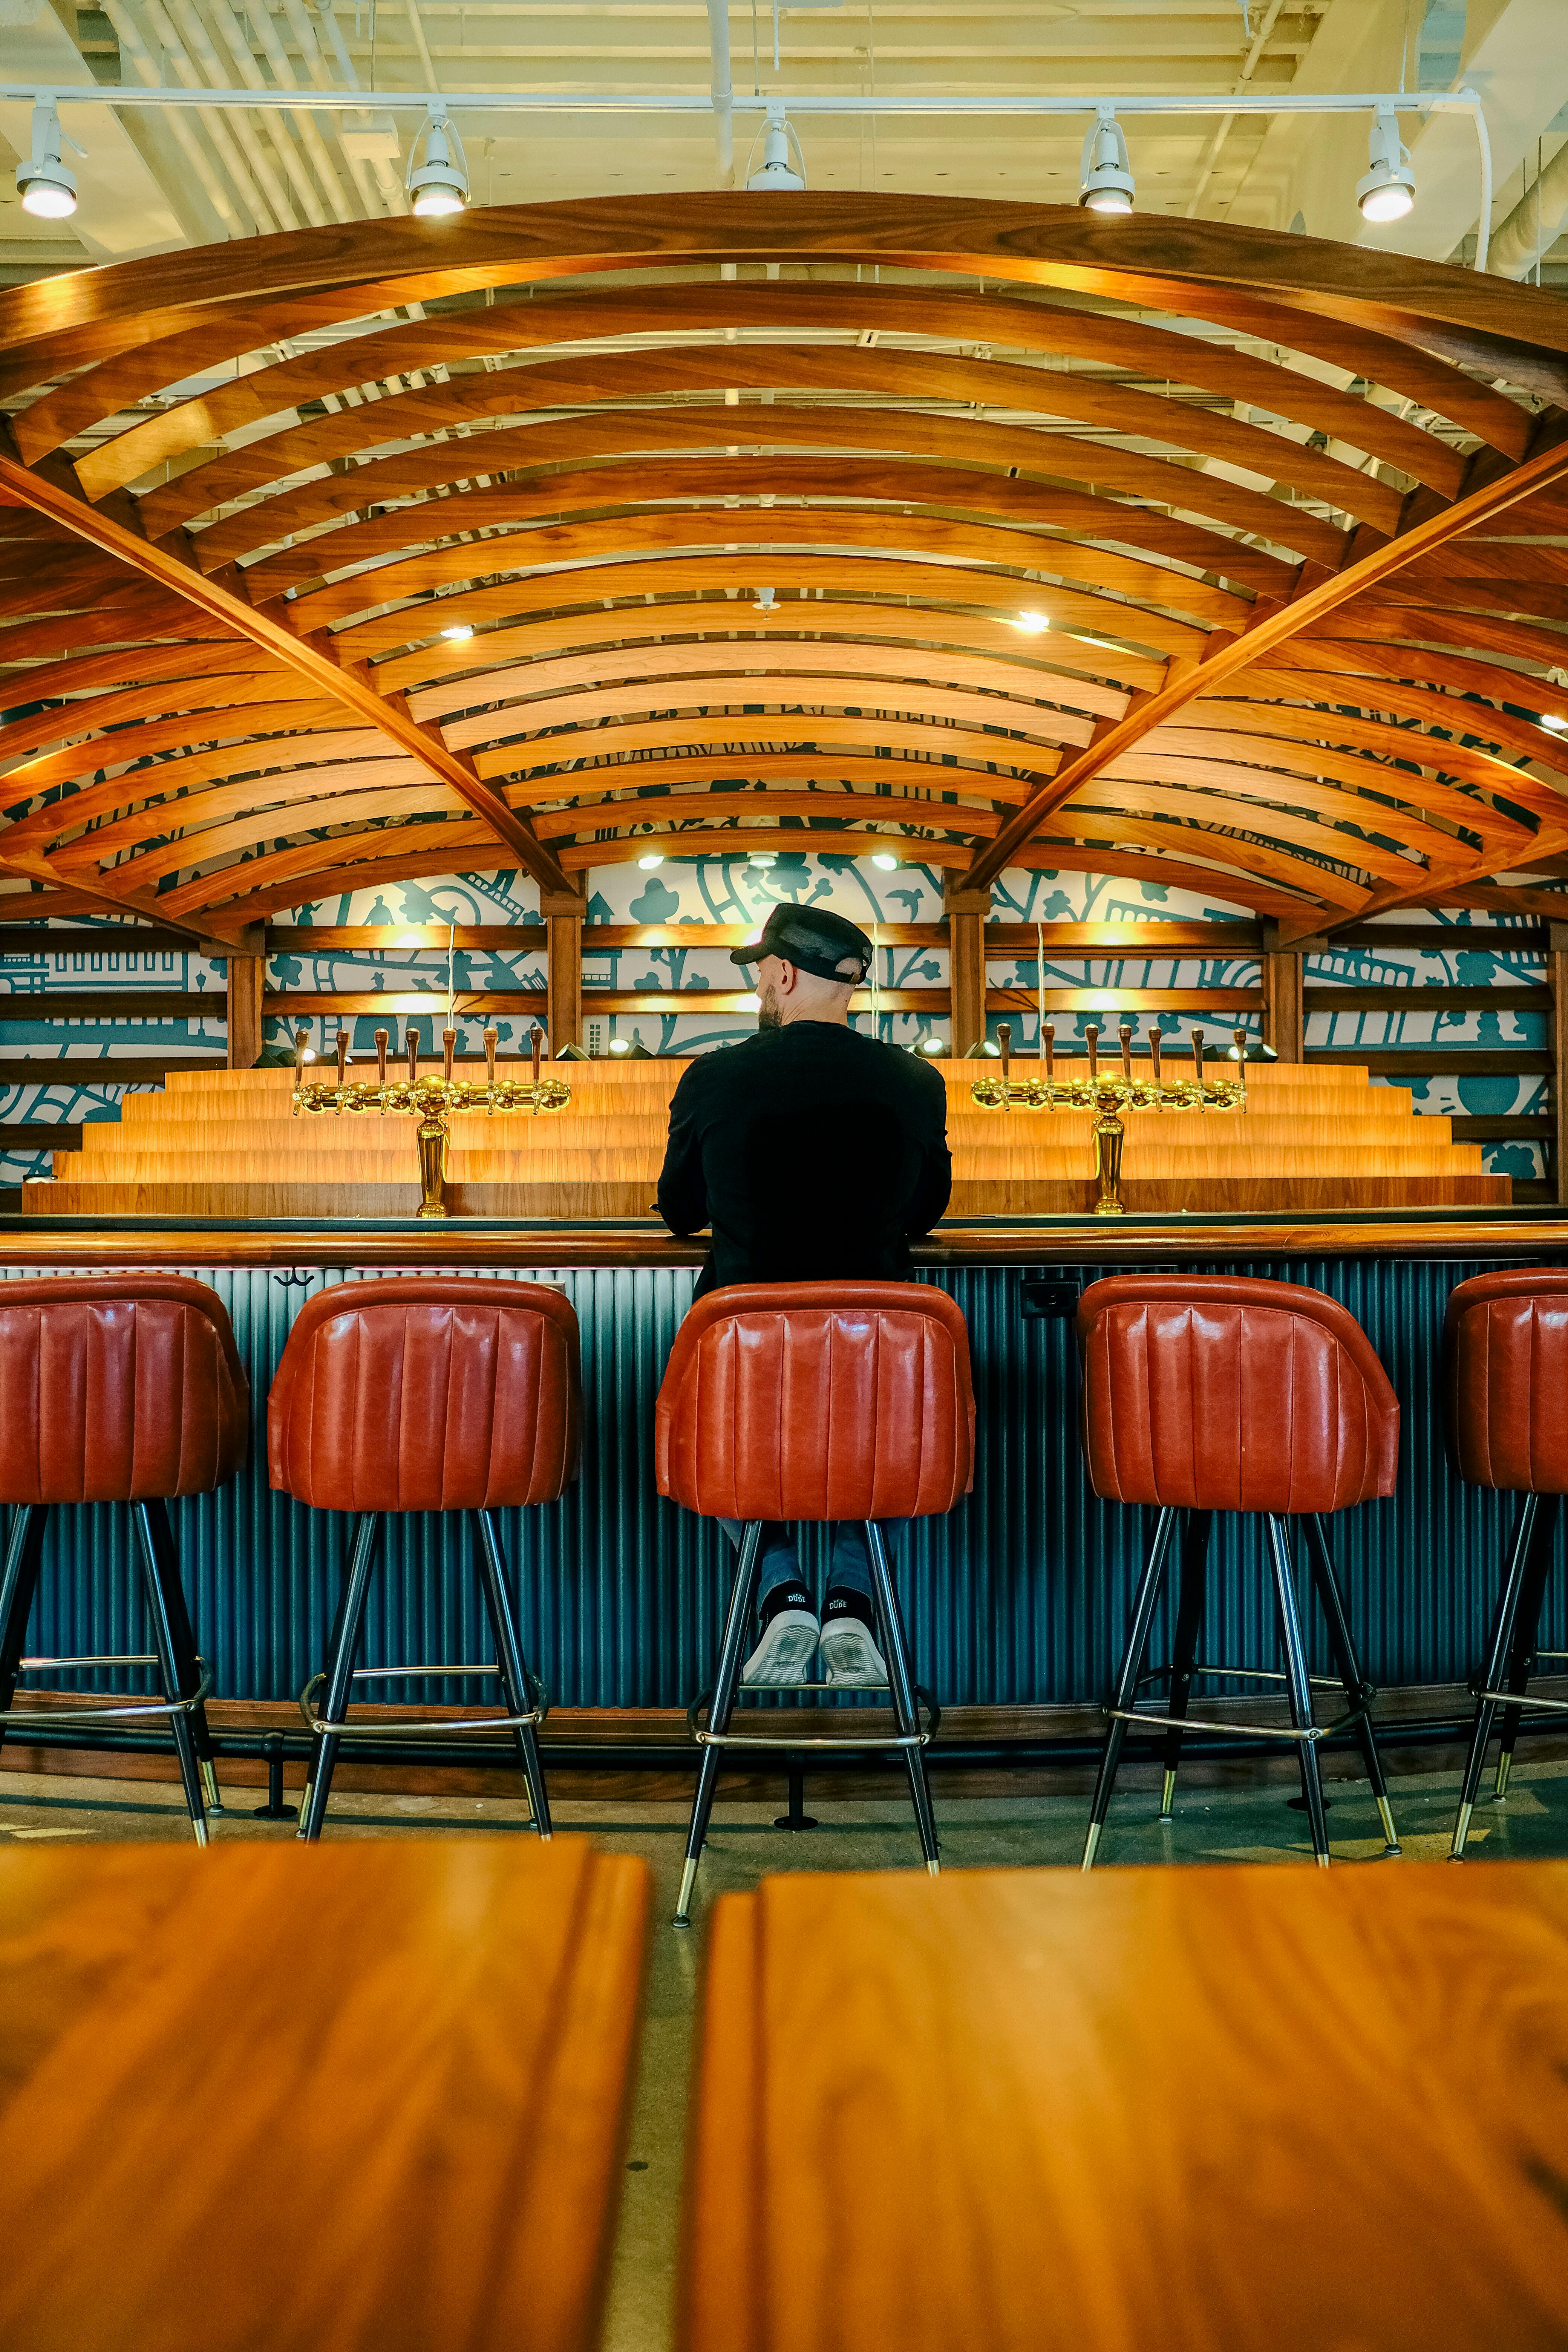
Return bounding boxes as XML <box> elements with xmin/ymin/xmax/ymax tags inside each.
<box><xmin>1083</xmin><ymin>1506</ymin><xmax>1178</xmax><ymax>1871</ymax></box>
<box><xmin>866</xmin><ymin>1520</ymin><xmax>939</xmax><ymax>1876</ymax></box>
<box><xmin>1267</xmin><ymin>1515</ymin><xmax>1330</xmax><ymax>1868</ymax></box>
<box><xmin>474</xmin><ymin>1508</ymin><xmax>552</xmax><ymax>1842</ymax></box>
<box><xmin>299</xmin><ymin>1512</ymin><xmax>380</xmax><ymax>1843</ymax></box>
<box><xmin>1453</xmin><ymin>1494</ymin><xmax>1539</xmax><ymax>1858</ymax></box>
<box><xmin>674</xmin><ymin>1520</ymin><xmax>763</xmax><ymax>1929</ymax></box>
<box><xmin>1304</xmin><ymin>1513</ymin><xmax>1400</xmax><ymax>1854</ymax></box>
<box><xmin>1493</xmin><ymin>1494</ymin><xmax>1558</xmax><ymax>1801</ymax></box>
<box><xmin>133</xmin><ymin>1502</ymin><xmax>209</xmax><ymax>1848</ymax></box>
<box><xmin>0</xmin><ymin>1505</ymin><xmax>47</xmax><ymax>1752</ymax></box>
<box><xmin>141</xmin><ymin>1497</ymin><xmax>222</xmax><ymax>1817</ymax></box>
<box><xmin>1158</xmin><ymin>1510</ymin><xmax>1211</xmax><ymax>1823</ymax></box>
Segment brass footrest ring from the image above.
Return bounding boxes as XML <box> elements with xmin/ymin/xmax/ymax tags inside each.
<box><xmin>6</xmin><ymin>1657</ymin><xmax>213</xmax><ymax>1728</ymax></box>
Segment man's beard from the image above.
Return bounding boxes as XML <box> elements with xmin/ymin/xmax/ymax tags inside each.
<box><xmin>756</xmin><ymin>982</ymin><xmax>782</xmax><ymax>1030</ymax></box>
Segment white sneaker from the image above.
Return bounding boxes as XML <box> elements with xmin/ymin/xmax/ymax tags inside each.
<box><xmin>818</xmin><ymin>1588</ymin><xmax>889</xmax><ymax>1689</ymax></box>
<box><xmin>742</xmin><ymin>1583</ymin><xmax>820</xmax><ymax>1687</ymax></box>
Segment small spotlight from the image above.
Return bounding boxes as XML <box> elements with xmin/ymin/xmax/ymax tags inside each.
<box><xmin>747</xmin><ymin>100</ymin><xmax>805</xmax><ymax>192</ymax></box>
<box><xmin>300</xmin><ymin>1048</ymin><xmax>317</xmax><ymax>1064</ymax></box>
<box><xmin>1079</xmin><ymin>106</ymin><xmax>1134</xmax><ymax>216</ymax></box>
<box><xmin>408</xmin><ymin>109</ymin><xmax>469</xmax><ymax>218</ymax></box>
<box><xmin>637</xmin><ymin>852</ymin><xmax>665</xmax><ymax>869</ymax></box>
<box><xmin>753</xmin><ymin>586</ymin><xmax>778</xmax><ymax>613</ymax></box>
<box><xmin>749</xmin><ymin>850</ymin><xmax>778</xmax><ymax>868</ymax></box>
<box><xmin>395</xmin><ymin>930</ymin><xmax>426</xmax><ymax>947</ymax></box>
<box><xmin>17</xmin><ymin>100</ymin><xmax>81</xmax><ymax>221</ymax></box>
<box><xmin>871</xmin><ymin>853</ymin><xmax>899</xmax><ymax>871</ymax></box>
<box><xmin>921</xmin><ymin>1036</ymin><xmax>945</xmax><ymax>1055</ymax></box>
<box><xmin>1011</xmin><ymin>611</ymin><xmax>1051</xmax><ymax>635</ymax></box>
<box><xmin>608</xmin><ymin>1037</ymin><xmax>630</xmax><ymax>1055</ymax></box>
<box><xmin>1357</xmin><ymin>106</ymin><xmax>1415</xmax><ymax>224</ymax></box>
<box><xmin>439</xmin><ymin>622</ymin><xmax>474</xmax><ymax>643</ymax></box>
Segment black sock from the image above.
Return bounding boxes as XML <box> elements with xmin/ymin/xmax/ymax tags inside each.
<box><xmin>759</xmin><ymin>1581</ymin><xmax>815</xmax><ymax>1628</ymax></box>
<box><xmin>822</xmin><ymin>1585</ymin><xmax>878</xmax><ymax>1633</ymax></box>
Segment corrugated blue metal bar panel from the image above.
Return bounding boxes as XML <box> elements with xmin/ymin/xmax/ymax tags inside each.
<box><xmin>3</xmin><ymin>1257</ymin><xmax>1557</xmax><ymax>1709</ymax></box>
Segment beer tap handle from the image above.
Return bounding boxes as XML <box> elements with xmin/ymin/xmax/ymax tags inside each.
<box><xmin>1085</xmin><ymin>1024</ymin><xmax>1099</xmax><ymax>1085</ymax></box>
<box><xmin>335</xmin><ymin>1031</ymin><xmax>349</xmax><ymax>1088</ymax></box>
<box><xmin>442</xmin><ymin>1026</ymin><xmax>456</xmax><ymax>1084</ymax></box>
<box><xmin>484</xmin><ymin>1026</ymin><xmax>498</xmax><ymax>1099</ymax></box>
<box><xmin>1192</xmin><ymin>1026</ymin><xmax>1207</xmax><ymax>1104</ymax></box>
<box><xmin>1234</xmin><ymin>1027</ymin><xmax>1250</xmax><ymax>1106</ymax></box>
<box><xmin>407</xmin><ymin>1030</ymin><xmax>420</xmax><ymax>1086</ymax></box>
<box><xmin>1150</xmin><ymin>1029</ymin><xmax>1164</xmax><ymax>1098</ymax></box>
<box><xmin>1119</xmin><ymin>1023</ymin><xmax>1134</xmax><ymax>1085</ymax></box>
<box><xmin>375</xmin><ymin>1028</ymin><xmax>388</xmax><ymax>1086</ymax></box>
<box><xmin>530</xmin><ymin>1022</ymin><xmax>544</xmax><ymax>1113</ymax></box>
<box><xmin>997</xmin><ymin>1021</ymin><xmax>1012</xmax><ymax>1101</ymax></box>
<box><xmin>1043</xmin><ymin>1021</ymin><xmax>1055</xmax><ymax>1094</ymax></box>
<box><xmin>293</xmin><ymin>1027</ymin><xmax>309</xmax><ymax>1089</ymax></box>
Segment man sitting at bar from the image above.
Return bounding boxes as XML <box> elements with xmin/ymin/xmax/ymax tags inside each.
<box><xmin>657</xmin><ymin>902</ymin><xmax>952</xmax><ymax>1690</ymax></box>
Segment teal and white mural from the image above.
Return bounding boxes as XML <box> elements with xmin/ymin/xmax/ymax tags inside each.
<box><xmin>0</xmin><ymin>852</ymin><xmax>1559</xmax><ymax>1186</ymax></box>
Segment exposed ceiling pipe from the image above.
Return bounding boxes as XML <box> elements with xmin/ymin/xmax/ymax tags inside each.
<box><xmin>707</xmin><ymin>0</ymin><xmax>735</xmax><ymax>187</ymax></box>
<box><xmin>1185</xmin><ymin>0</ymin><xmax>1285</xmax><ymax>220</ymax></box>
<box><xmin>96</xmin><ymin>0</ymin><xmax>236</xmax><ymax>239</ymax></box>
<box><xmin>1489</xmin><ymin>138</ymin><xmax>1568</xmax><ymax>278</ymax></box>
<box><xmin>133</xmin><ymin>0</ymin><xmax>281</xmax><ymax>231</ymax></box>
<box><xmin>289</xmin><ymin>0</ymin><xmax>406</xmax><ymax>218</ymax></box>
<box><xmin>173</xmin><ymin>0</ymin><xmax>315</xmax><ymax>229</ymax></box>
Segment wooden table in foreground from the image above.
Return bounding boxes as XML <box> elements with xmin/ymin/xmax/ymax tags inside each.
<box><xmin>681</xmin><ymin>1863</ymin><xmax>1568</xmax><ymax>2352</ymax></box>
<box><xmin>0</xmin><ymin>1840</ymin><xmax>650</xmax><ymax>2352</ymax></box>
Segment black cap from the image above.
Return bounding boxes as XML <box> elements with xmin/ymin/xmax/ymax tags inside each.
<box><xmin>729</xmin><ymin>902</ymin><xmax>874</xmax><ymax>984</ymax></box>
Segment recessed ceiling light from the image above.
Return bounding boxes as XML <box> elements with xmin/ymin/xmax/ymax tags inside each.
<box><xmin>749</xmin><ymin>850</ymin><xmax>777</xmax><ymax>867</ymax></box>
<box><xmin>1011</xmin><ymin>611</ymin><xmax>1051</xmax><ymax>635</ymax></box>
<box><xmin>439</xmin><ymin>622</ymin><xmax>474</xmax><ymax>643</ymax></box>
<box><xmin>871</xmin><ymin>853</ymin><xmax>899</xmax><ymax>870</ymax></box>
<box><xmin>637</xmin><ymin>852</ymin><xmax>665</xmax><ymax>868</ymax></box>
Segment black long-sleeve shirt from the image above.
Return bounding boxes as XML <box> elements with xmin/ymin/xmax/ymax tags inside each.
<box><xmin>656</xmin><ymin>1023</ymin><xmax>952</xmax><ymax>1297</ymax></box>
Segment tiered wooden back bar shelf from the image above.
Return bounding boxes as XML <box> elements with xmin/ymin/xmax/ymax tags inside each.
<box><xmin>28</xmin><ymin>1056</ymin><xmax>1503</xmax><ymax>1219</ymax></box>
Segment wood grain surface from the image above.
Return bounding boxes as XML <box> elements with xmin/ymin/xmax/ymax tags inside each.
<box><xmin>0</xmin><ymin>1839</ymin><xmax>650</xmax><ymax>2352</ymax></box>
<box><xmin>681</xmin><ymin>1862</ymin><xmax>1568</xmax><ymax>2352</ymax></box>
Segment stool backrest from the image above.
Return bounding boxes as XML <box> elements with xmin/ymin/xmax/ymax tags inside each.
<box><xmin>1443</xmin><ymin>1269</ymin><xmax>1568</xmax><ymax>1492</ymax></box>
<box><xmin>656</xmin><ymin>1282</ymin><xmax>974</xmax><ymax>1521</ymax></box>
<box><xmin>1077</xmin><ymin>1276</ymin><xmax>1398</xmax><ymax>1514</ymax></box>
<box><xmin>268</xmin><ymin>1277</ymin><xmax>580</xmax><ymax>1511</ymax></box>
<box><xmin>0</xmin><ymin>1275</ymin><xmax>248</xmax><ymax>1504</ymax></box>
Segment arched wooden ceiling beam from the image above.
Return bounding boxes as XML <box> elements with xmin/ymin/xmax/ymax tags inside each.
<box><xmin>1211</xmin><ymin>660</ymin><xmax>1568</xmax><ymax>775</ymax></box>
<box><xmin>1006</xmin><ymin>841</ymin><xmax>1316</xmax><ymax>922</ymax></box>
<box><xmin>67</xmin><ymin>785</ymin><xmax>470</xmax><ymax>893</ymax></box>
<box><xmin>46</xmin><ymin>766</ymin><xmax>444</xmax><ymax>875</ymax></box>
<box><xmin>335</xmin><ymin>557</ymin><xmax>1196</xmax><ymax>666</ymax></box>
<box><xmin>271</xmin><ymin>508</ymin><xmax>1247</xmax><ymax>638</ymax></box>
<box><xmin>476</xmin><ymin>712</ymin><xmax>1061</xmax><ymax>783</ymax></box>
<box><xmin>1254</xmin><ymin>635</ymin><xmax>1568</xmax><ymax>737</ymax></box>
<box><xmin>1102</xmin><ymin>749</ymin><xmax>1525</xmax><ymax>864</ymax></box>
<box><xmin>443</xmin><ymin>674</ymin><xmax>1094</xmax><ymax>755</ymax></box>
<box><xmin>1056</xmin><ymin>809</ymin><xmax>1370</xmax><ymax>911</ymax></box>
<box><xmin>1145</xmin><ymin>714</ymin><xmax>1557</xmax><ymax>832</ymax></box>
<box><xmin>412</xmin><ymin>641</ymin><xmax>1122</xmax><ymax>730</ymax></box>
<box><xmin>165</xmin><ymin>404</ymin><xmax>1346</xmax><ymax>570</ymax></box>
<box><xmin>194</xmin><ymin>445</ymin><xmax>1306</xmax><ymax>597</ymax></box>
<box><xmin>161</xmin><ymin>816</ymin><xmax>497</xmax><ymax>917</ymax></box>
<box><xmin>2</xmin><ymin>197</ymin><xmax>1559</xmax><ymax>415</ymax></box>
<box><xmin>103</xmin><ymin>343</ymin><xmax>1397</xmax><ymax>536</ymax></box>
<box><xmin>73</xmin><ymin>281</ymin><xmax>1459</xmax><ymax>506</ymax></box>
<box><xmin>0</xmin><ymin>699</ymin><xmax>346</xmax><ymax>808</ymax></box>
<box><xmin>0</xmin><ymin>654</ymin><xmax>301</xmax><ymax>768</ymax></box>
<box><xmin>1070</xmin><ymin>780</ymin><xmax>1455</xmax><ymax>892</ymax></box>
<box><xmin>1301</xmin><ymin>601</ymin><xmax>1568</xmax><ymax>678</ymax></box>
<box><xmin>235</xmin><ymin>466</ymin><xmax>1290</xmax><ymax>608</ymax></box>
<box><xmin>533</xmin><ymin>787</ymin><xmax>1000</xmax><ymax>846</ymax></box>
<box><xmin>378</xmin><ymin>600</ymin><xmax>1157</xmax><ymax>701</ymax></box>
<box><xmin>0</xmin><ymin>742</ymin><xmax>402</xmax><ymax>855</ymax></box>
<box><xmin>0</xmin><ymin>432</ymin><xmax>575</xmax><ymax>899</ymax></box>
<box><xmin>0</xmin><ymin>598</ymin><xmax>224</xmax><ymax>669</ymax></box>
<box><xmin>964</xmin><ymin>425</ymin><xmax>1568</xmax><ymax>905</ymax></box>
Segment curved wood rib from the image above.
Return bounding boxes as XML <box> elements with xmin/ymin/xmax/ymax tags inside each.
<box><xmin>0</xmin><ymin>195</ymin><xmax>1566</xmax><ymax>934</ymax></box>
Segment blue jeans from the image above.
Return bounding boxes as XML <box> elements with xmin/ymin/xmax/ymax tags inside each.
<box><xmin>720</xmin><ymin>1518</ymin><xmax>908</xmax><ymax>1602</ymax></box>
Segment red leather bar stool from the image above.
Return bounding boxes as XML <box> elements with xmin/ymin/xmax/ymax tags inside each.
<box><xmin>269</xmin><ymin>1276</ymin><xmax>580</xmax><ymax>1840</ymax></box>
<box><xmin>1078</xmin><ymin>1275</ymin><xmax>1402</xmax><ymax>1871</ymax></box>
<box><xmin>1444</xmin><ymin>1271</ymin><xmax>1568</xmax><ymax>1857</ymax></box>
<box><xmin>0</xmin><ymin>1275</ymin><xmax>247</xmax><ymax>1845</ymax></box>
<box><xmin>658</xmin><ymin>1280</ymin><xmax>974</xmax><ymax>1927</ymax></box>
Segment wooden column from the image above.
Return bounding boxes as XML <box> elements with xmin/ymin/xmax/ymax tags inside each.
<box><xmin>1260</xmin><ymin>923</ymin><xmax>1321</xmax><ymax>1063</ymax></box>
<box><xmin>225</xmin><ymin>953</ymin><xmax>265</xmax><ymax>1069</ymax></box>
<box><xmin>1552</xmin><ymin>924</ymin><xmax>1568</xmax><ymax>1204</ymax></box>
<box><xmin>945</xmin><ymin>879</ymin><xmax>991</xmax><ymax>1057</ymax></box>
<box><xmin>541</xmin><ymin>886</ymin><xmax>585</xmax><ymax>1056</ymax></box>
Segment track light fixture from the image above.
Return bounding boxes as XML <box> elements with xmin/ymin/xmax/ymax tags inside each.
<box><xmin>16</xmin><ymin>98</ymin><xmax>83</xmax><ymax>221</ymax></box>
<box><xmin>407</xmin><ymin>109</ymin><xmax>469</xmax><ymax>218</ymax></box>
<box><xmin>747</xmin><ymin>100</ymin><xmax>805</xmax><ymax>192</ymax></box>
<box><xmin>1357</xmin><ymin>105</ymin><xmax>1416</xmax><ymax>224</ymax></box>
<box><xmin>1078</xmin><ymin>104</ymin><xmax>1133</xmax><ymax>216</ymax></box>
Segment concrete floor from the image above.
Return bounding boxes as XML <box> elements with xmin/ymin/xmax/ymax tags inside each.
<box><xmin>5</xmin><ymin>1756</ymin><xmax>1567</xmax><ymax>2352</ymax></box>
